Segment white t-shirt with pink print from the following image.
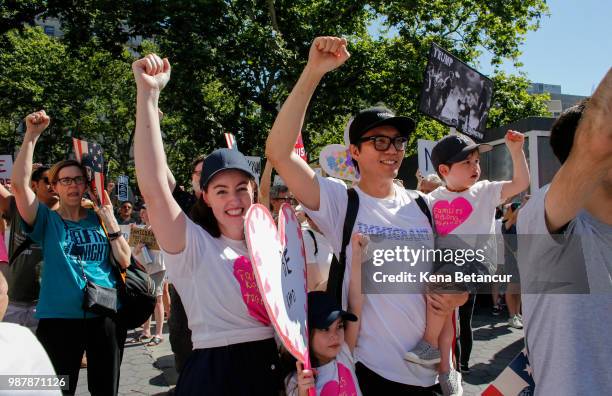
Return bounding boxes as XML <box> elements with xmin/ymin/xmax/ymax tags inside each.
<box><xmin>425</xmin><ymin>180</ymin><xmax>505</xmax><ymax>271</ymax></box>
<box><xmin>425</xmin><ymin>180</ymin><xmax>505</xmax><ymax>235</ymax></box>
<box><xmin>163</xmin><ymin>217</ymin><xmax>273</xmax><ymax>349</ymax></box>
<box><xmin>286</xmin><ymin>343</ymin><xmax>362</xmax><ymax>396</ymax></box>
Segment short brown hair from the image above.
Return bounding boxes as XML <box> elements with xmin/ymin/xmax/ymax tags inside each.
<box><xmin>48</xmin><ymin>160</ymin><xmax>87</xmax><ymax>184</ymax></box>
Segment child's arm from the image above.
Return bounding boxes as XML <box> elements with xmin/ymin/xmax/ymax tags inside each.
<box><xmin>295</xmin><ymin>361</ymin><xmax>315</xmax><ymax>396</ymax></box>
<box><xmin>346</xmin><ymin>233</ymin><xmax>367</xmax><ymax>353</ymax></box>
<box><xmin>501</xmin><ymin>130</ymin><xmax>530</xmax><ymax>201</ymax></box>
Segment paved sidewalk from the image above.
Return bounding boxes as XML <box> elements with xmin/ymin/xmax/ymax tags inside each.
<box><xmin>75</xmin><ymin>323</ymin><xmax>175</xmax><ymax>396</ymax></box>
<box><xmin>75</xmin><ymin>305</ymin><xmax>523</xmax><ymax>395</ymax></box>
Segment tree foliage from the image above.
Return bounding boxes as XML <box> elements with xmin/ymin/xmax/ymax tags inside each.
<box><xmin>1</xmin><ymin>0</ymin><xmax>551</xmax><ymax>187</ymax></box>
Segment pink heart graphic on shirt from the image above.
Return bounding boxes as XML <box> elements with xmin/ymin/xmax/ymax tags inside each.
<box><xmin>432</xmin><ymin>197</ymin><xmax>473</xmax><ymax>236</ymax></box>
<box><xmin>320</xmin><ymin>363</ymin><xmax>358</xmax><ymax>396</ymax></box>
<box><xmin>233</xmin><ymin>256</ymin><xmax>271</xmax><ymax>326</ymax></box>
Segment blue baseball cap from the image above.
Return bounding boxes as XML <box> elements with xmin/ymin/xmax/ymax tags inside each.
<box><xmin>199</xmin><ymin>148</ymin><xmax>257</xmax><ymax>189</ymax></box>
<box><xmin>308</xmin><ymin>291</ymin><xmax>357</xmax><ymax>330</ymax></box>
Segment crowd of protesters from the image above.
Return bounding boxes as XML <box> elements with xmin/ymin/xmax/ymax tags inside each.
<box><xmin>0</xmin><ymin>36</ymin><xmax>610</xmax><ymax>396</ymax></box>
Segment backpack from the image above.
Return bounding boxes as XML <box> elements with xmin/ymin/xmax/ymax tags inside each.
<box><xmin>326</xmin><ymin>188</ymin><xmax>433</xmax><ymax>304</ymax></box>
<box><xmin>305</xmin><ymin>229</ymin><xmax>319</xmax><ymax>256</ymax></box>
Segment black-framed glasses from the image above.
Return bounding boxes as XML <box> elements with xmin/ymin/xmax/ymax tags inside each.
<box><xmin>359</xmin><ymin>136</ymin><xmax>408</xmax><ymax>151</ymax></box>
<box><xmin>56</xmin><ymin>176</ymin><xmax>86</xmax><ymax>186</ymax></box>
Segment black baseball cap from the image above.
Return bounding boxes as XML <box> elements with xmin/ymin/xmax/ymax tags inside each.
<box><xmin>430</xmin><ymin>134</ymin><xmax>492</xmax><ymax>170</ymax></box>
<box><xmin>349</xmin><ymin>106</ymin><xmax>416</xmax><ymax>145</ymax></box>
<box><xmin>200</xmin><ymin>148</ymin><xmax>257</xmax><ymax>189</ymax></box>
<box><xmin>308</xmin><ymin>291</ymin><xmax>357</xmax><ymax>330</ymax></box>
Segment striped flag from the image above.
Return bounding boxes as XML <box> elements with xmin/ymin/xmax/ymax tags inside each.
<box><xmin>72</xmin><ymin>138</ymin><xmax>107</xmax><ymax>206</ymax></box>
<box><xmin>224</xmin><ymin>132</ymin><xmax>238</xmax><ymax>150</ymax></box>
<box><xmin>482</xmin><ymin>348</ymin><xmax>535</xmax><ymax>396</ymax></box>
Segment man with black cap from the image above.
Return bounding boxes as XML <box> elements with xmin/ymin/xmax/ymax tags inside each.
<box><xmin>267</xmin><ymin>36</ymin><xmax>467</xmax><ymax>395</ymax></box>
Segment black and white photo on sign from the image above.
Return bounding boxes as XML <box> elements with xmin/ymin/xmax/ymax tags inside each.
<box><xmin>419</xmin><ymin>43</ymin><xmax>493</xmax><ymax>141</ymax></box>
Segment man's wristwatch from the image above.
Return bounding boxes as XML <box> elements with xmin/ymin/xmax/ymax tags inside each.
<box><xmin>108</xmin><ymin>231</ymin><xmax>122</xmax><ymax>241</ymax></box>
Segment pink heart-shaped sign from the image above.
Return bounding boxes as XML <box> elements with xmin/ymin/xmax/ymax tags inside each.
<box><xmin>432</xmin><ymin>197</ymin><xmax>474</xmax><ymax>235</ymax></box>
<box><xmin>245</xmin><ymin>203</ymin><xmax>310</xmax><ymax>365</ymax></box>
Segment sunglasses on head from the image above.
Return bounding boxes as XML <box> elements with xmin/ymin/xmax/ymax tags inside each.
<box><xmin>359</xmin><ymin>135</ymin><xmax>408</xmax><ymax>151</ymax></box>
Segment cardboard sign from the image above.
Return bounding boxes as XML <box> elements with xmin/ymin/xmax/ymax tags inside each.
<box><xmin>0</xmin><ymin>155</ymin><xmax>13</xmax><ymax>187</ymax></box>
<box><xmin>245</xmin><ymin>156</ymin><xmax>262</xmax><ymax>181</ymax></box>
<box><xmin>417</xmin><ymin>139</ymin><xmax>437</xmax><ymax>176</ymax></box>
<box><xmin>117</xmin><ymin>175</ymin><xmax>129</xmax><ymax>202</ymax></box>
<box><xmin>128</xmin><ymin>227</ymin><xmax>159</xmax><ymax>250</ymax></box>
<box><xmin>419</xmin><ymin>43</ymin><xmax>493</xmax><ymax>141</ymax></box>
<box><xmin>319</xmin><ymin>144</ymin><xmax>359</xmax><ymax>182</ymax></box>
<box><xmin>245</xmin><ymin>203</ymin><xmax>310</xmax><ymax>366</ymax></box>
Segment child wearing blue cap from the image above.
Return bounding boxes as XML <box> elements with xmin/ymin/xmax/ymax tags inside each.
<box><xmin>286</xmin><ymin>233</ymin><xmax>368</xmax><ymax>396</ymax></box>
<box><xmin>404</xmin><ymin>131</ymin><xmax>529</xmax><ymax>393</ymax></box>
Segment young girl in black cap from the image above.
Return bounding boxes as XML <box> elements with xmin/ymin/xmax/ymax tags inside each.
<box><xmin>286</xmin><ymin>233</ymin><xmax>368</xmax><ymax>396</ymax></box>
<box><xmin>132</xmin><ymin>54</ymin><xmax>279</xmax><ymax>395</ymax></box>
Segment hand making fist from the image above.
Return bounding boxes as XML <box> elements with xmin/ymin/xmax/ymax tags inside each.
<box><xmin>24</xmin><ymin>110</ymin><xmax>50</xmax><ymax>138</ymax></box>
<box><xmin>306</xmin><ymin>36</ymin><xmax>350</xmax><ymax>76</ymax></box>
<box><xmin>505</xmin><ymin>130</ymin><xmax>525</xmax><ymax>154</ymax></box>
<box><xmin>132</xmin><ymin>53</ymin><xmax>171</xmax><ymax>92</ymax></box>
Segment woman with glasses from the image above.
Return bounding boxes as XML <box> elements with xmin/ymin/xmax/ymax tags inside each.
<box><xmin>11</xmin><ymin>110</ymin><xmax>131</xmax><ymax>396</ymax></box>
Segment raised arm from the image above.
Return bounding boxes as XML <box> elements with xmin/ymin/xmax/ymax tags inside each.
<box><xmin>545</xmin><ymin>68</ymin><xmax>612</xmax><ymax>232</ymax></box>
<box><xmin>132</xmin><ymin>54</ymin><xmax>186</xmax><ymax>254</ymax></box>
<box><xmin>258</xmin><ymin>160</ymin><xmax>273</xmax><ymax>209</ymax></box>
<box><xmin>345</xmin><ymin>233</ymin><xmax>367</xmax><ymax>352</ymax></box>
<box><xmin>265</xmin><ymin>37</ymin><xmax>350</xmax><ymax>211</ymax></box>
<box><xmin>11</xmin><ymin>111</ymin><xmax>50</xmax><ymax>226</ymax></box>
<box><xmin>500</xmin><ymin>130</ymin><xmax>530</xmax><ymax>201</ymax></box>
<box><xmin>0</xmin><ymin>183</ymin><xmax>11</xmax><ymax>216</ymax></box>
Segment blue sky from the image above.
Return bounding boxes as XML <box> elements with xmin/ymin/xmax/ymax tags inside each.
<box><xmin>478</xmin><ymin>0</ymin><xmax>612</xmax><ymax>96</ymax></box>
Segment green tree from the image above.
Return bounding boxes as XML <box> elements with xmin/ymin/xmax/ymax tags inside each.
<box><xmin>1</xmin><ymin>0</ymin><xmax>551</xmax><ymax>187</ymax></box>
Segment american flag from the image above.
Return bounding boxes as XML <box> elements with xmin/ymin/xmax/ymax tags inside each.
<box><xmin>482</xmin><ymin>348</ymin><xmax>535</xmax><ymax>396</ymax></box>
<box><xmin>72</xmin><ymin>138</ymin><xmax>107</xmax><ymax>206</ymax></box>
<box><xmin>224</xmin><ymin>132</ymin><xmax>238</xmax><ymax>150</ymax></box>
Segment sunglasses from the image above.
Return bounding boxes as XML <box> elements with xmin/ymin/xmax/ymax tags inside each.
<box><xmin>359</xmin><ymin>135</ymin><xmax>408</xmax><ymax>151</ymax></box>
<box><xmin>56</xmin><ymin>176</ymin><xmax>86</xmax><ymax>186</ymax></box>
<box><xmin>273</xmin><ymin>197</ymin><xmax>295</xmax><ymax>203</ymax></box>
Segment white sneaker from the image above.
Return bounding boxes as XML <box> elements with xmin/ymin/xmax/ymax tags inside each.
<box><xmin>508</xmin><ymin>315</ymin><xmax>523</xmax><ymax>329</ymax></box>
<box><xmin>439</xmin><ymin>369</ymin><xmax>463</xmax><ymax>396</ymax></box>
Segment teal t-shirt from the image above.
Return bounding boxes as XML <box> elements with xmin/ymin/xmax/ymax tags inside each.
<box><xmin>25</xmin><ymin>204</ymin><xmax>117</xmax><ymax>319</ymax></box>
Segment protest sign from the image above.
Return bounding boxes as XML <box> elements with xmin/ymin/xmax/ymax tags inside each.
<box><xmin>119</xmin><ymin>224</ymin><xmax>131</xmax><ymax>241</ymax></box>
<box><xmin>419</xmin><ymin>43</ymin><xmax>493</xmax><ymax>141</ymax></box>
<box><xmin>117</xmin><ymin>175</ymin><xmax>129</xmax><ymax>202</ymax></box>
<box><xmin>128</xmin><ymin>227</ymin><xmax>159</xmax><ymax>250</ymax></box>
<box><xmin>319</xmin><ymin>144</ymin><xmax>359</xmax><ymax>182</ymax></box>
<box><xmin>294</xmin><ymin>132</ymin><xmax>308</xmax><ymax>162</ymax></box>
<box><xmin>245</xmin><ymin>156</ymin><xmax>262</xmax><ymax>180</ymax></box>
<box><xmin>417</xmin><ymin>139</ymin><xmax>437</xmax><ymax>176</ymax></box>
<box><xmin>0</xmin><ymin>155</ymin><xmax>13</xmax><ymax>187</ymax></box>
<box><xmin>245</xmin><ymin>203</ymin><xmax>310</xmax><ymax>367</ymax></box>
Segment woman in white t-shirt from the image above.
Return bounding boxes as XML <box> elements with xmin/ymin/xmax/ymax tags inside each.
<box><xmin>132</xmin><ymin>54</ymin><xmax>279</xmax><ymax>395</ymax></box>
<box><xmin>286</xmin><ymin>233</ymin><xmax>367</xmax><ymax>396</ymax></box>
